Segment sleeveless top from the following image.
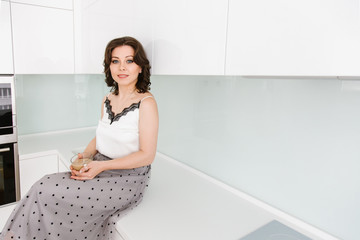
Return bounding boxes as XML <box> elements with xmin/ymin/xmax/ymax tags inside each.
<box><xmin>96</xmin><ymin>95</ymin><xmax>153</xmax><ymax>159</ymax></box>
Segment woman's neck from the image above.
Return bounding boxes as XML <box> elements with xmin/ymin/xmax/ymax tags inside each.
<box><xmin>117</xmin><ymin>85</ymin><xmax>137</xmax><ymax>100</ymax></box>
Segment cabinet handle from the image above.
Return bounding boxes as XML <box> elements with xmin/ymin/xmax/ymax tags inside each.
<box><xmin>0</xmin><ymin>147</ymin><xmax>10</xmax><ymax>153</ymax></box>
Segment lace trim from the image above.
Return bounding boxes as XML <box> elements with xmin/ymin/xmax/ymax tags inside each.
<box><xmin>104</xmin><ymin>97</ymin><xmax>140</xmax><ymax>124</ymax></box>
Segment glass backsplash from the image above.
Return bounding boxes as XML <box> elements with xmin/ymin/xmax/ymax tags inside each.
<box><xmin>15</xmin><ymin>74</ymin><xmax>110</xmax><ymax>134</ymax></box>
<box><xmin>15</xmin><ymin>74</ymin><xmax>360</xmax><ymax>240</ymax></box>
<box><xmin>151</xmin><ymin>75</ymin><xmax>359</xmax><ymax>240</ymax></box>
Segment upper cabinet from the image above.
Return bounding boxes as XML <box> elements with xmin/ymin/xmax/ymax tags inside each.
<box><xmin>11</xmin><ymin>2</ymin><xmax>74</xmax><ymax>74</ymax></box>
<box><xmin>74</xmin><ymin>0</ymin><xmax>228</xmax><ymax>75</ymax></box>
<box><xmin>152</xmin><ymin>0</ymin><xmax>228</xmax><ymax>75</ymax></box>
<box><xmin>73</xmin><ymin>0</ymin><xmax>360</xmax><ymax>76</ymax></box>
<box><xmin>8</xmin><ymin>0</ymin><xmax>359</xmax><ymax>76</ymax></box>
<box><xmin>10</xmin><ymin>0</ymin><xmax>73</xmax><ymax>10</ymax></box>
<box><xmin>225</xmin><ymin>0</ymin><xmax>360</xmax><ymax>76</ymax></box>
<box><xmin>0</xmin><ymin>0</ymin><xmax>14</xmax><ymax>74</ymax></box>
<box><xmin>74</xmin><ymin>0</ymin><xmax>153</xmax><ymax>74</ymax></box>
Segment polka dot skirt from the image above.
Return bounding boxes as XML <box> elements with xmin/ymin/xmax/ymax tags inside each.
<box><xmin>0</xmin><ymin>153</ymin><xmax>151</xmax><ymax>240</ymax></box>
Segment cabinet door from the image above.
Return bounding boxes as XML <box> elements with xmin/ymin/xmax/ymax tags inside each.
<box><xmin>74</xmin><ymin>0</ymin><xmax>153</xmax><ymax>74</ymax></box>
<box><xmin>226</xmin><ymin>0</ymin><xmax>360</xmax><ymax>76</ymax></box>
<box><xmin>58</xmin><ymin>157</ymin><xmax>70</xmax><ymax>172</ymax></box>
<box><xmin>152</xmin><ymin>0</ymin><xmax>228</xmax><ymax>75</ymax></box>
<box><xmin>0</xmin><ymin>1</ymin><xmax>14</xmax><ymax>74</ymax></box>
<box><xmin>10</xmin><ymin>0</ymin><xmax>73</xmax><ymax>10</ymax></box>
<box><xmin>19</xmin><ymin>154</ymin><xmax>58</xmax><ymax>197</ymax></box>
<box><xmin>11</xmin><ymin>3</ymin><xmax>74</xmax><ymax>74</ymax></box>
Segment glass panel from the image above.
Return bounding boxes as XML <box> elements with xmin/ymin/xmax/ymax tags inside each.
<box><xmin>0</xmin><ymin>143</ymin><xmax>15</xmax><ymax>205</ymax></box>
<box><xmin>0</xmin><ymin>83</ymin><xmax>13</xmax><ymax>132</ymax></box>
<box><xmin>15</xmin><ymin>75</ymin><xmax>110</xmax><ymax>135</ymax></box>
<box><xmin>0</xmin><ymin>156</ymin><xmax>4</xmax><ymax>200</ymax></box>
<box><xmin>150</xmin><ymin>75</ymin><xmax>360</xmax><ymax>240</ymax></box>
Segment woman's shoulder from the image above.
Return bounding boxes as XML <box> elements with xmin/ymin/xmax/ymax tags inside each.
<box><xmin>134</xmin><ymin>91</ymin><xmax>154</xmax><ymax>102</ymax></box>
<box><xmin>139</xmin><ymin>92</ymin><xmax>155</xmax><ymax>102</ymax></box>
<box><xmin>102</xmin><ymin>92</ymin><xmax>113</xmax><ymax>102</ymax></box>
<box><xmin>137</xmin><ymin>92</ymin><xmax>157</xmax><ymax>109</ymax></box>
<box><xmin>138</xmin><ymin>92</ymin><xmax>158</xmax><ymax>120</ymax></box>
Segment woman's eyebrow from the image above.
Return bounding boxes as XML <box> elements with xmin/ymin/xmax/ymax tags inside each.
<box><xmin>111</xmin><ymin>55</ymin><xmax>133</xmax><ymax>58</ymax></box>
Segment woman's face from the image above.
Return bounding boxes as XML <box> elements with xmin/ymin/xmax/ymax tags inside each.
<box><xmin>110</xmin><ymin>45</ymin><xmax>142</xmax><ymax>88</ymax></box>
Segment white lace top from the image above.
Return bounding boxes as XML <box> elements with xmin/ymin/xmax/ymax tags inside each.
<box><xmin>96</xmin><ymin>95</ymin><xmax>153</xmax><ymax>159</ymax></box>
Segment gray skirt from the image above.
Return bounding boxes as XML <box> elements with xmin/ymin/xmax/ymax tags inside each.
<box><xmin>0</xmin><ymin>153</ymin><xmax>151</xmax><ymax>240</ymax></box>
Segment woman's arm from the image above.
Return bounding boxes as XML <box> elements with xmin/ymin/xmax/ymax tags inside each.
<box><xmin>82</xmin><ymin>137</ymin><xmax>98</xmax><ymax>157</ymax></box>
<box><xmin>71</xmin><ymin>96</ymin><xmax>159</xmax><ymax>180</ymax></box>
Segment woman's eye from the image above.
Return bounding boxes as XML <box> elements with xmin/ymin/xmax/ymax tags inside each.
<box><xmin>111</xmin><ymin>59</ymin><xmax>119</xmax><ymax>64</ymax></box>
<box><xmin>126</xmin><ymin>60</ymin><xmax>134</xmax><ymax>64</ymax></box>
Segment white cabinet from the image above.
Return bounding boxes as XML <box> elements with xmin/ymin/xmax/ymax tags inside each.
<box><xmin>19</xmin><ymin>154</ymin><xmax>58</xmax><ymax>197</ymax></box>
<box><xmin>225</xmin><ymin>0</ymin><xmax>360</xmax><ymax>76</ymax></box>
<box><xmin>75</xmin><ymin>0</ymin><xmax>227</xmax><ymax>75</ymax></box>
<box><xmin>152</xmin><ymin>0</ymin><xmax>228</xmax><ymax>75</ymax></box>
<box><xmin>11</xmin><ymin>2</ymin><xmax>74</xmax><ymax>74</ymax></box>
<box><xmin>0</xmin><ymin>1</ymin><xmax>14</xmax><ymax>74</ymax></box>
<box><xmin>74</xmin><ymin>0</ymin><xmax>153</xmax><ymax>73</ymax></box>
<box><xmin>58</xmin><ymin>157</ymin><xmax>70</xmax><ymax>172</ymax></box>
<box><xmin>10</xmin><ymin>0</ymin><xmax>73</xmax><ymax>10</ymax></box>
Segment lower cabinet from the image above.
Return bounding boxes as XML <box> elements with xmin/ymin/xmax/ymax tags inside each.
<box><xmin>19</xmin><ymin>154</ymin><xmax>58</xmax><ymax>198</ymax></box>
<box><xmin>58</xmin><ymin>157</ymin><xmax>70</xmax><ymax>172</ymax></box>
<box><xmin>1</xmin><ymin>153</ymin><xmax>60</xmax><ymax>230</ymax></box>
<box><xmin>0</xmin><ymin>153</ymin><xmax>70</xmax><ymax>230</ymax></box>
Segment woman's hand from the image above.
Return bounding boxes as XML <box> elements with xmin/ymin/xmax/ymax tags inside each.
<box><xmin>70</xmin><ymin>160</ymin><xmax>104</xmax><ymax>180</ymax></box>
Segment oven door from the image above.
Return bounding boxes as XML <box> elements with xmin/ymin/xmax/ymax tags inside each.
<box><xmin>0</xmin><ymin>142</ymin><xmax>20</xmax><ymax>205</ymax></box>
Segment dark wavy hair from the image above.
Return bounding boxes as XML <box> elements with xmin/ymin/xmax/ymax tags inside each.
<box><xmin>103</xmin><ymin>36</ymin><xmax>151</xmax><ymax>95</ymax></box>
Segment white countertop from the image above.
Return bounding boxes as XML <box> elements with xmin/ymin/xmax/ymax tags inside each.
<box><xmin>117</xmin><ymin>153</ymin><xmax>274</xmax><ymax>240</ymax></box>
<box><xmin>18</xmin><ymin>127</ymin><xmax>96</xmax><ymax>164</ymax></box>
<box><xmin>117</xmin><ymin>153</ymin><xmax>338</xmax><ymax>240</ymax></box>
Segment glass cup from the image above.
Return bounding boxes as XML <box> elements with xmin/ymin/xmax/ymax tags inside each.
<box><xmin>70</xmin><ymin>152</ymin><xmax>93</xmax><ymax>171</ymax></box>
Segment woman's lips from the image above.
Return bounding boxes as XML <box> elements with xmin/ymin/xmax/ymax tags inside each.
<box><xmin>118</xmin><ymin>74</ymin><xmax>128</xmax><ymax>78</ymax></box>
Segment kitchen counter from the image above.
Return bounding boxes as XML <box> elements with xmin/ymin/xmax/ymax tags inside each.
<box><xmin>16</xmin><ymin>127</ymin><xmax>339</xmax><ymax>240</ymax></box>
<box><xmin>18</xmin><ymin>127</ymin><xmax>96</xmax><ymax>165</ymax></box>
<box><xmin>116</xmin><ymin>153</ymin><xmax>339</xmax><ymax>240</ymax></box>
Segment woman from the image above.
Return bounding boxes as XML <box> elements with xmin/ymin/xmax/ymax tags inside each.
<box><xmin>1</xmin><ymin>36</ymin><xmax>158</xmax><ymax>240</ymax></box>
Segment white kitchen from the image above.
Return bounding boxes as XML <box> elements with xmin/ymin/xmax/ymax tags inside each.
<box><xmin>0</xmin><ymin>0</ymin><xmax>359</xmax><ymax>239</ymax></box>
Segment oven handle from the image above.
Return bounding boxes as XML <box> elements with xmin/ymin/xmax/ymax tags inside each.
<box><xmin>0</xmin><ymin>147</ymin><xmax>11</xmax><ymax>153</ymax></box>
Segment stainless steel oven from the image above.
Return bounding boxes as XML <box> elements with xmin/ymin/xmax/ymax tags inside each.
<box><xmin>0</xmin><ymin>76</ymin><xmax>20</xmax><ymax>206</ymax></box>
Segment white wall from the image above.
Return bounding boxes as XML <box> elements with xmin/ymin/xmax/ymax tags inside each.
<box><xmin>151</xmin><ymin>75</ymin><xmax>360</xmax><ymax>240</ymax></box>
